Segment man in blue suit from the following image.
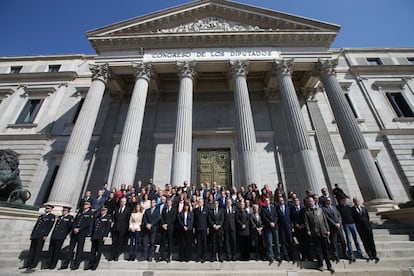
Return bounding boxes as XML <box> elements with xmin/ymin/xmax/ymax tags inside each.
<box><xmin>92</xmin><ymin>190</ymin><xmax>106</xmax><ymax>213</ymax></box>
<box><xmin>276</xmin><ymin>197</ymin><xmax>292</xmax><ymax>262</ymax></box>
<box><xmin>142</xmin><ymin>199</ymin><xmax>160</xmax><ymax>261</ymax></box>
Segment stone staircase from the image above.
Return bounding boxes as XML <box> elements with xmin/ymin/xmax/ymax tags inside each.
<box><xmin>0</xmin><ymin>208</ymin><xmax>413</xmax><ymax>276</ymax></box>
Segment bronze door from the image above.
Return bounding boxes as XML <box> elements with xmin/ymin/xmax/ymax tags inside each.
<box><xmin>197</xmin><ymin>149</ymin><xmax>231</xmax><ymax>188</ymax></box>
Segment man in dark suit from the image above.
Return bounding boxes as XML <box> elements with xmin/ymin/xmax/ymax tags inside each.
<box><xmin>20</xmin><ymin>204</ymin><xmax>55</xmax><ymax>273</ymax></box>
<box><xmin>45</xmin><ymin>206</ymin><xmax>73</xmax><ymax>269</ymax></box>
<box><xmin>276</xmin><ymin>197</ymin><xmax>292</xmax><ymax>262</ymax></box>
<box><xmin>160</xmin><ymin>198</ymin><xmax>177</xmax><ymax>262</ymax></box>
<box><xmin>142</xmin><ymin>199</ymin><xmax>160</xmax><ymax>261</ymax></box>
<box><xmin>323</xmin><ymin>197</ymin><xmax>346</xmax><ymax>262</ymax></box>
<box><xmin>319</xmin><ymin>188</ymin><xmax>336</xmax><ymax>207</ymax></box>
<box><xmin>61</xmin><ymin>201</ymin><xmax>94</xmax><ymax>270</ymax></box>
<box><xmin>111</xmin><ymin>197</ymin><xmax>131</xmax><ymax>261</ymax></box>
<box><xmin>77</xmin><ymin>190</ymin><xmax>94</xmax><ymax>210</ymax></box>
<box><xmin>351</xmin><ymin>197</ymin><xmax>379</xmax><ymax>262</ymax></box>
<box><xmin>86</xmin><ymin>207</ymin><xmax>112</xmax><ymax>270</ymax></box>
<box><xmin>208</xmin><ymin>200</ymin><xmax>224</xmax><ymax>262</ymax></box>
<box><xmin>223</xmin><ymin>198</ymin><xmax>237</xmax><ymax>261</ymax></box>
<box><xmin>290</xmin><ymin>197</ymin><xmax>308</xmax><ymax>261</ymax></box>
<box><xmin>261</xmin><ymin>198</ymin><xmax>281</xmax><ymax>263</ymax></box>
<box><xmin>193</xmin><ymin>198</ymin><xmax>209</xmax><ymax>262</ymax></box>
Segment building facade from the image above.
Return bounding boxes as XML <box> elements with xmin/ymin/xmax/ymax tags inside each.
<box><xmin>0</xmin><ymin>0</ymin><xmax>413</xmax><ymax>209</ymax></box>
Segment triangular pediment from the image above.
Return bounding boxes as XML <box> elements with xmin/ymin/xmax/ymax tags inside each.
<box><xmin>87</xmin><ymin>0</ymin><xmax>340</xmax><ymax>53</ymax></box>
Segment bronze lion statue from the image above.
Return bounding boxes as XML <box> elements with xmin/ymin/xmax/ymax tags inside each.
<box><xmin>0</xmin><ymin>149</ymin><xmax>31</xmax><ymax>203</ymax></box>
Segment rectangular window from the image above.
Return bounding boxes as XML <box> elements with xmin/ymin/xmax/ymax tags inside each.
<box><xmin>366</xmin><ymin>58</ymin><xmax>382</xmax><ymax>65</ymax></box>
<box><xmin>408</xmin><ymin>58</ymin><xmax>414</xmax><ymax>65</ymax></box>
<box><xmin>344</xmin><ymin>93</ymin><xmax>358</xmax><ymax>118</ymax></box>
<box><xmin>10</xmin><ymin>66</ymin><xmax>22</xmax><ymax>74</ymax></box>
<box><xmin>16</xmin><ymin>99</ymin><xmax>43</xmax><ymax>124</ymax></box>
<box><xmin>72</xmin><ymin>98</ymin><xmax>85</xmax><ymax>123</ymax></box>
<box><xmin>48</xmin><ymin>65</ymin><xmax>61</xmax><ymax>72</ymax></box>
<box><xmin>386</xmin><ymin>92</ymin><xmax>414</xmax><ymax>117</ymax></box>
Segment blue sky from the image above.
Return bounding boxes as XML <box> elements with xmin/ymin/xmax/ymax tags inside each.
<box><xmin>0</xmin><ymin>0</ymin><xmax>413</xmax><ymax>56</ymax></box>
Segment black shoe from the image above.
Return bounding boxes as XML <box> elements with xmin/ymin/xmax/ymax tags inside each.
<box><xmin>317</xmin><ymin>266</ymin><xmax>324</xmax><ymax>271</ymax></box>
<box><xmin>114</xmin><ymin>257</ymin><xmax>119</xmax><ymax>262</ymax></box>
<box><xmin>19</xmin><ymin>265</ymin><xmax>28</xmax><ymax>270</ymax></box>
<box><xmin>201</xmin><ymin>258</ymin><xmax>205</xmax><ymax>263</ymax></box>
<box><xmin>334</xmin><ymin>257</ymin><xmax>340</xmax><ymax>263</ymax></box>
<box><xmin>328</xmin><ymin>266</ymin><xmax>335</xmax><ymax>273</ymax></box>
<box><xmin>70</xmin><ymin>264</ymin><xmax>79</xmax><ymax>270</ymax></box>
<box><xmin>22</xmin><ymin>268</ymin><xmax>35</xmax><ymax>274</ymax></box>
<box><xmin>268</xmin><ymin>256</ymin><xmax>274</xmax><ymax>264</ymax></box>
<box><xmin>285</xmin><ymin>256</ymin><xmax>290</xmax><ymax>262</ymax></box>
<box><xmin>374</xmin><ymin>257</ymin><xmax>380</xmax><ymax>263</ymax></box>
<box><xmin>58</xmin><ymin>266</ymin><xmax>68</xmax><ymax>270</ymax></box>
<box><xmin>275</xmin><ymin>255</ymin><xmax>282</xmax><ymax>262</ymax></box>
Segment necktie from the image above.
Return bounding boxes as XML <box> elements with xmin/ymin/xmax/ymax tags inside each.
<box><xmin>281</xmin><ymin>206</ymin><xmax>285</xmax><ymax>215</ymax></box>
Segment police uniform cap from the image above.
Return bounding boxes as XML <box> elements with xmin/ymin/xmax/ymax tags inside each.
<box><xmin>62</xmin><ymin>206</ymin><xmax>71</xmax><ymax>211</ymax></box>
<box><xmin>43</xmin><ymin>204</ymin><xmax>54</xmax><ymax>209</ymax></box>
<box><xmin>84</xmin><ymin>201</ymin><xmax>91</xmax><ymax>205</ymax></box>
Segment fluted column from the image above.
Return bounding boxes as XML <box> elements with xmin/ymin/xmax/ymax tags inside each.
<box><xmin>111</xmin><ymin>62</ymin><xmax>152</xmax><ymax>188</ymax></box>
<box><xmin>231</xmin><ymin>60</ymin><xmax>262</xmax><ymax>187</ymax></box>
<box><xmin>170</xmin><ymin>61</ymin><xmax>196</xmax><ymax>186</ymax></box>
<box><xmin>274</xmin><ymin>59</ymin><xmax>322</xmax><ymax>193</ymax></box>
<box><xmin>318</xmin><ymin>59</ymin><xmax>393</xmax><ymax>207</ymax></box>
<box><xmin>47</xmin><ymin>63</ymin><xmax>110</xmax><ymax>208</ymax></box>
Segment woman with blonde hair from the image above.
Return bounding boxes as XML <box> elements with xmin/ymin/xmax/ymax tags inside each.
<box><xmin>128</xmin><ymin>204</ymin><xmax>144</xmax><ymax>261</ymax></box>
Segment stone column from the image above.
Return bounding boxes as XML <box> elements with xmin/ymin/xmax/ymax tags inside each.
<box><xmin>231</xmin><ymin>60</ymin><xmax>262</xmax><ymax>187</ymax></box>
<box><xmin>274</xmin><ymin>59</ymin><xmax>323</xmax><ymax>193</ymax></box>
<box><xmin>170</xmin><ymin>61</ymin><xmax>196</xmax><ymax>186</ymax></box>
<box><xmin>47</xmin><ymin>63</ymin><xmax>110</xmax><ymax>208</ymax></box>
<box><xmin>318</xmin><ymin>59</ymin><xmax>393</xmax><ymax>208</ymax></box>
<box><xmin>111</xmin><ymin>62</ymin><xmax>152</xmax><ymax>188</ymax></box>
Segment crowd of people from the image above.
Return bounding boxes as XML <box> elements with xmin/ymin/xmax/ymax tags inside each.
<box><xmin>20</xmin><ymin>179</ymin><xmax>379</xmax><ymax>273</ymax></box>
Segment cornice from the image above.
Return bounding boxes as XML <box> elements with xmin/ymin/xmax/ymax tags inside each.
<box><xmin>349</xmin><ymin>65</ymin><xmax>414</xmax><ymax>75</ymax></box>
<box><xmin>89</xmin><ymin>32</ymin><xmax>337</xmax><ymax>53</ymax></box>
<box><xmin>0</xmin><ymin>71</ymin><xmax>79</xmax><ymax>82</ymax></box>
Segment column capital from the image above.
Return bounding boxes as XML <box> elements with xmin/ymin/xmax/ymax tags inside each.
<box><xmin>132</xmin><ymin>62</ymin><xmax>152</xmax><ymax>81</ymax></box>
<box><xmin>230</xmin><ymin>60</ymin><xmax>249</xmax><ymax>77</ymax></box>
<box><xmin>274</xmin><ymin>58</ymin><xmax>294</xmax><ymax>75</ymax></box>
<box><xmin>177</xmin><ymin>61</ymin><xmax>197</xmax><ymax>79</ymax></box>
<box><xmin>317</xmin><ymin>58</ymin><xmax>338</xmax><ymax>75</ymax></box>
<box><xmin>90</xmin><ymin>63</ymin><xmax>111</xmax><ymax>83</ymax></box>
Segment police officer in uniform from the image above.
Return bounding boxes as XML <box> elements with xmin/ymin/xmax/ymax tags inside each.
<box><xmin>60</xmin><ymin>201</ymin><xmax>94</xmax><ymax>270</ymax></box>
<box><xmin>20</xmin><ymin>204</ymin><xmax>55</xmax><ymax>273</ymax></box>
<box><xmin>86</xmin><ymin>206</ymin><xmax>112</xmax><ymax>270</ymax></box>
<box><xmin>45</xmin><ymin>206</ymin><xmax>73</xmax><ymax>269</ymax></box>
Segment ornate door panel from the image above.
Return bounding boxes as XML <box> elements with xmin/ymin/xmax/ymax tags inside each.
<box><xmin>197</xmin><ymin>149</ymin><xmax>231</xmax><ymax>188</ymax></box>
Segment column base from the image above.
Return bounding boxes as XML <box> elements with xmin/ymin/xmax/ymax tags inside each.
<box><xmin>364</xmin><ymin>198</ymin><xmax>397</xmax><ymax>212</ymax></box>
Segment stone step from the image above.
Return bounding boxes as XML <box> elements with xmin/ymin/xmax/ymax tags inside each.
<box><xmin>375</xmin><ymin>241</ymin><xmax>414</xmax><ymax>249</ymax></box>
<box><xmin>373</xmin><ymin>234</ymin><xmax>411</xmax><ymax>242</ymax></box>
<box><xmin>3</xmin><ymin>259</ymin><xmax>414</xmax><ymax>276</ymax></box>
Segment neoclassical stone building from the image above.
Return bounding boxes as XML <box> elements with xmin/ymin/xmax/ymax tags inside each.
<box><xmin>0</xmin><ymin>0</ymin><xmax>413</xmax><ymax>209</ymax></box>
